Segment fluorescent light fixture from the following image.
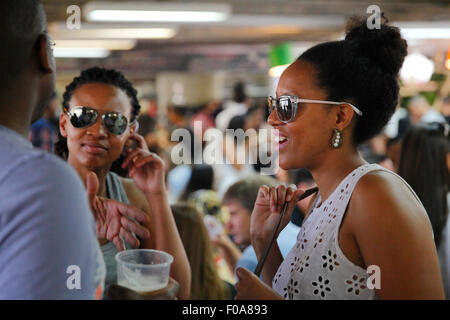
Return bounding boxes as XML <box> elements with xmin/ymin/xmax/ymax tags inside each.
<box><xmin>84</xmin><ymin>2</ymin><xmax>230</xmax><ymax>23</ymax></box>
<box><xmin>53</xmin><ymin>48</ymin><xmax>110</xmax><ymax>58</ymax></box>
<box><xmin>400</xmin><ymin>28</ymin><xmax>450</xmax><ymax>39</ymax></box>
<box><xmin>222</xmin><ymin>15</ymin><xmax>344</xmax><ymax>28</ymax></box>
<box><xmin>393</xmin><ymin>21</ymin><xmax>450</xmax><ymax>40</ymax></box>
<box><xmin>400</xmin><ymin>53</ymin><xmax>434</xmax><ymax>84</ymax></box>
<box><xmin>88</xmin><ymin>28</ymin><xmax>176</xmax><ymax>39</ymax></box>
<box><xmin>269</xmin><ymin>64</ymin><xmax>290</xmax><ymax>78</ymax></box>
<box><xmin>49</xmin><ymin>23</ymin><xmax>176</xmax><ymax>40</ymax></box>
<box><xmin>54</xmin><ymin>39</ymin><xmax>136</xmax><ymax>50</ymax></box>
<box><xmin>88</xmin><ymin>10</ymin><xmax>228</xmax><ymax>22</ymax></box>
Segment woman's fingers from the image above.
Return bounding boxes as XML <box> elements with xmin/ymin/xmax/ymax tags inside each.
<box><xmin>129</xmin><ymin>132</ymin><xmax>148</xmax><ymax>150</ymax></box>
<box><xmin>112</xmin><ymin>236</ymin><xmax>125</xmax><ymax>252</ymax></box>
<box><xmin>120</xmin><ymin>228</ymin><xmax>140</xmax><ymax>248</ymax></box>
<box><xmin>134</xmin><ymin>153</ymin><xmax>163</xmax><ymax>169</ymax></box>
<box><xmin>112</xmin><ymin>200</ymin><xmax>148</xmax><ymax>225</ymax></box>
<box><xmin>269</xmin><ymin>184</ymin><xmax>300</xmax><ymax>213</ymax></box>
<box><xmin>120</xmin><ymin>216</ymin><xmax>150</xmax><ymax>239</ymax></box>
<box><xmin>86</xmin><ymin>171</ymin><xmax>99</xmax><ymax>207</ymax></box>
<box><xmin>269</xmin><ymin>186</ymin><xmax>277</xmax><ymax>212</ymax></box>
<box><xmin>122</xmin><ymin>149</ymin><xmax>142</xmax><ymax>169</ymax></box>
<box><xmin>284</xmin><ymin>185</ymin><xmax>301</xmax><ymax>215</ymax></box>
<box><xmin>286</xmin><ymin>184</ymin><xmax>296</xmax><ymax>202</ymax></box>
<box><xmin>277</xmin><ymin>184</ymin><xmax>287</xmax><ymax>208</ymax></box>
<box><xmin>254</xmin><ymin>185</ymin><xmax>270</xmax><ymax>206</ymax></box>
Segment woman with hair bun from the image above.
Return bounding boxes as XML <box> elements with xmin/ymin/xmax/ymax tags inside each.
<box><xmin>234</xmin><ymin>17</ymin><xmax>445</xmax><ymax>299</ymax></box>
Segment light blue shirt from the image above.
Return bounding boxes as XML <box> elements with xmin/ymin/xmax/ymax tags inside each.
<box><xmin>0</xmin><ymin>125</ymin><xmax>105</xmax><ymax>299</ymax></box>
<box><xmin>235</xmin><ymin>221</ymin><xmax>301</xmax><ymax>278</ymax></box>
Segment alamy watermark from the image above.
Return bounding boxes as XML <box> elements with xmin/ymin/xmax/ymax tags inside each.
<box><xmin>66</xmin><ymin>5</ymin><xmax>81</xmax><ymax>30</ymax></box>
<box><xmin>366</xmin><ymin>265</ymin><xmax>381</xmax><ymax>290</ymax></box>
<box><xmin>170</xmin><ymin>121</ymin><xmax>279</xmax><ymax>175</ymax></box>
<box><xmin>66</xmin><ymin>265</ymin><xmax>81</xmax><ymax>290</ymax></box>
<box><xmin>366</xmin><ymin>5</ymin><xmax>382</xmax><ymax>30</ymax></box>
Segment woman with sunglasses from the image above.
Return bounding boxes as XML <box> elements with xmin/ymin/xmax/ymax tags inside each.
<box><xmin>234</xmin><ymin>18</ymin><xmax>445</xmax><ymax>299</ymax></box>
<box><xmin>56</xmin><ymin>67</ymin><xmax>190</xmax><ymax>299</ymax></box>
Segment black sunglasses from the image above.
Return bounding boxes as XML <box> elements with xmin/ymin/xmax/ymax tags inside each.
<box><xmin>65</xmin><ymin>106</ymin><xmax>135</xmax><ymax>136</ymax></box>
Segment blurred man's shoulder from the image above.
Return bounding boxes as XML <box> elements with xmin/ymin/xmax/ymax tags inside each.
<box><xmin>0</xmin><ymin>142</ymin><xmax>81</xmax><ymax>190</ymax></box>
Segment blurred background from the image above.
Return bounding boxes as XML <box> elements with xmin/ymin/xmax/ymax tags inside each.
<box><xmin>38</xmin><ymin>0</ymin><xmax>450</xmax><ymax>208</ymax></box>
<box><xmin>41</xmin><ymin>0</ymin><xmax>450</xmax><ymax>122</ymax></box>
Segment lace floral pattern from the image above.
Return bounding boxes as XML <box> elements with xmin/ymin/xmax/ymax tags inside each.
<box><xmin>346</xmin><ymin>275</ymin><xmax>368</xmax><ymax>296</ymax></box>
<box><xmin>311</xmin><ymin>276</ymin><xmax>331</xmax><ymax>298</ymax></box>
<box><xmin>321</xmin><ymin>250</ymin><xmax>340</xmax><ymax>271</ymax></box>
<box><xmin>272</xmin><ymin>164</ymin><xmax>381</xmax><ymax>300</ymax></box>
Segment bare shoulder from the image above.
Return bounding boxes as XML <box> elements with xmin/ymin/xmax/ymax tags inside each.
<box><xmin>348</xmin><ymin>169</ymin><xmax>432</xmax><ymax>239</ymax></box>
<box><xmin>345</xmin><ymin>170</ymin><xmax>444</xmax><ymax>299</ymax></box>
<box><xmin>119</xmin><ymin>177</ymin><xmax>150</xmax><ymax>213</ymax></box>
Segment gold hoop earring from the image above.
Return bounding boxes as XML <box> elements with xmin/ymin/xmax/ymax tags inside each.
<box><xmin>330</xmin><ymin>128</ymin><xmax>342</xmax><ymax>149</ymax></box>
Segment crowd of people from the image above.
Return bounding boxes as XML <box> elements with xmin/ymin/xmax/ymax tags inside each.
<box><xmin>1</xmin><ymin>0</ymin><xmax>449</xmax><ymax>300</ymax></box>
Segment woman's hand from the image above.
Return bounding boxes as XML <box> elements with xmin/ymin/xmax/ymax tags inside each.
<box><xmin>235</xmin><ymin>267</ymin><xmax>283</xmax><ymax>300</ymax></box>
<box><xmin>86</xmin><ymin>171</ymin><xmax>151</xmax><ymax>251</ymax></box>
<box><xmin>122</xmin><ymin>133</ymin><xmax>166</xmax><ymax>195</ymax></box>
<box><xmin>250</xmin><ymin>184</ymin><xmax>304</xmax><ymax>255</ymax></box>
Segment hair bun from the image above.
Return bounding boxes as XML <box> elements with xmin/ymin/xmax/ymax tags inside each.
<box><xmin>344</xmin><ymin>16</ymin><xmax>408</xmax><ymax>75</ymax></box>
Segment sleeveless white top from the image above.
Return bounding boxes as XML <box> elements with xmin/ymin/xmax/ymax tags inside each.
<box><xmin>272</xmin><ymin>163</ymin><xmax>423</xmax><ymax>300</ymax></box>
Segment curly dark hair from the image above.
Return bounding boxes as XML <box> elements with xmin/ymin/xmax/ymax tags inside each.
<box><xmin>298</xmin><ymin>16</ymin><xmax>408</xmax><ymax>145</ymax></box>
<box><xmin>62</xmin><ymin>67</ymin><xmax>140</xmax><ymax>120</ymax></box>
<box><xmin>55</xmin><ymin>67</ymin><xmax>141</xmax><ymax>175</ymax></box>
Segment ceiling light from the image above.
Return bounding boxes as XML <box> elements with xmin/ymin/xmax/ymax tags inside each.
<box><xmin>393</xmin><ymin>21</ymin><xmax>450</xmax><ymax>40</ymax></box>
<box><xmin>84</xmin><ymin>2</ymin><xmax>230</xmax><ymax>23</ymax></box>
<box><xmin>53</xmin><ymin>48</ymin><xmax>110</xmax><ymax>58</ymax></box>
<box><xmin>49</xmin><ymin>23</ymin><xmax>176</xmax><ymax>40</ymax></box>
<box><xmin>400</xmin><ymin>28</ymin><xmax>450</xmax><ymax>39</ymax></box>
<box><xmin>54</xmin><ymin>39</ymin><xmax>136</xmax><ymax>50</ymax></box>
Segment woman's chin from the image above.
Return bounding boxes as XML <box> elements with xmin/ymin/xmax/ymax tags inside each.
<box><xmin>278</xmin><ymin>157</ymin><xmax>294</xmax><ymax>171</ymax></box>
<box><xmin>79</xmin><ymin>156</ymin><xmax>108</xmax><ymax>171</ymax></box>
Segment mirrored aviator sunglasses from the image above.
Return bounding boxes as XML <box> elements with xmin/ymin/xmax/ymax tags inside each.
<box><xmin>268</xmin><ymin>96</ymin><xmax>297</xmax><ymax>123</ymax></box>
<box><xmin>65</xmin><ymin>106</ymin><xmax>131</xmax><ymax>136</ymax></box>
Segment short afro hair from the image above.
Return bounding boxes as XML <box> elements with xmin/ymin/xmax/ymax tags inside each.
<box><xmin>62</xmin><ymin>67</ymin><xmax>140</xmax><ymax>121</ymax></box>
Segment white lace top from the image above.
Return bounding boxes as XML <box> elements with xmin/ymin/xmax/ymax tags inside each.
<box><xmin>272</xmin><ymin>163</ymin><xmax>422</xmax><ymax>300</ymax></box>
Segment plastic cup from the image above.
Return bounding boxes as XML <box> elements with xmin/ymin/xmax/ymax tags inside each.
<box><xmin>115</xmin><ymin>249</ymin><xmax>173</xmax><ymax>293</ymax></box>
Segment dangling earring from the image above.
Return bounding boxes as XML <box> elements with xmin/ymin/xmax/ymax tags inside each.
<box><xmin>330</xmin><ymin>128</ymin><xmax>342</xmax><ymax>149</ymax></box>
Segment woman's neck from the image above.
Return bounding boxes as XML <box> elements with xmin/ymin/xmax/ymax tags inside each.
<box><xmin>68</xmin><ymin>157</ymin><xmax>110</xmax><ymax>198</ymax></box>
<box><xmin>309</xmin><ymin>147</ymin><xmax>367</xmax><ymax>205</ymax></box>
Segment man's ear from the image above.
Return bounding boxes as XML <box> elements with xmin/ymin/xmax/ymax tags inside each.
<box><xmin>59</xmin><ymin>112</ymin><xmax>68</xmax><ymax>138</ymax></box>
<box><xmin>37</xmin><ymin>34</ymin><xmax>55</xmax><ymax>73</ymax></box>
